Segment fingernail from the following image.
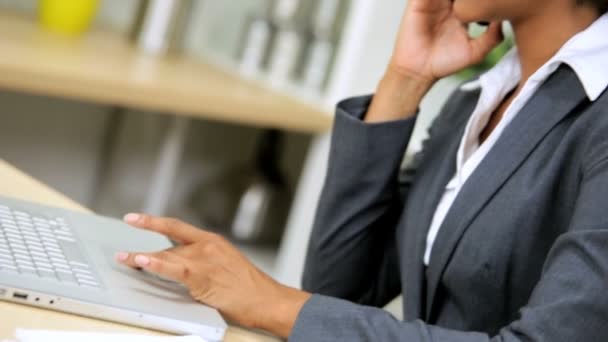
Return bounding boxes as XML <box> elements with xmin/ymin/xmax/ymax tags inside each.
<box><xmin>124</xmin><ymin>213</ymin><xmax>140</xmax><ymax>223</ymax></box>
<box><xmin>116</xmin><ymin>252</ymin><xmax>129</xmax><ymax>262</ymax></box>
<box><xmin>134</xmin><ymin>255</ymin><xmax>150</xmax><ymax>267</ymax></box>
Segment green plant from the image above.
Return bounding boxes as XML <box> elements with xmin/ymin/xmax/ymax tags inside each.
<box><xmin>456</xmin><ymin>35</ymin><xmax>514</xmax><ymax>80</ymax></box>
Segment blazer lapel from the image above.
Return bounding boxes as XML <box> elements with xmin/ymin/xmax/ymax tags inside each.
<box><xmin>424</xmin><ymin>66</ymin><xmax>588</xmax><ymax>320</ymax></box>
<box><xmin>402</xmin><ymin>135</ymin><xmax>459</xmax><ymax>319</ymax></box>
<box><xmin>402</xmin><ymin>88</ymin><xmax>480</xmax><ymax>320</ymax></box>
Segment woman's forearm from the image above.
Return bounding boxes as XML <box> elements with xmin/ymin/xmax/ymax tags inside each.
<box><xmin>365</xmin><ymin>67</ymin><xmax>435</xmax><ymax>123</ymax></box>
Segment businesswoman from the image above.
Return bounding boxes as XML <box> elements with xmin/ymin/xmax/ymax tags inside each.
<box><xmin>117</xmin><ymin>0</ymin><xmax>608</xmax><ymax>340</ymax></box>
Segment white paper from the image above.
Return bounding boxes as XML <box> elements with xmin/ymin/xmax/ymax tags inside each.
<box><xmin>12</xmin><ymin>329</ymin><xmax>208</xmax><ymax>342</ymax></box>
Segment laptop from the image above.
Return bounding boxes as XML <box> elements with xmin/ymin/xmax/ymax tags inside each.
<box><xmin>0</xmin><ymin>195</ymin><xmax>227</xmax><ymax>342</ymax></box>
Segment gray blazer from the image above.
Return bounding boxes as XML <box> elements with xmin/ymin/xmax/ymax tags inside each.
<box><xmin>289</xmin><ymin>66</ymin><xmax>608</xmax><ymax>341</ymax></box>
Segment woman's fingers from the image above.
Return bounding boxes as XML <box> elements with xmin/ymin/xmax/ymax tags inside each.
<box><xmin>410</xmin><ymin>0</ymin><xmax>451</xmax><ymax>12</ymax></box>
<box><xmin>469</xmin><ymin>22</ymin><xmax>504</xmax><ymax>64</ymax></box>
<box><xmin>116</xmin><ymin>250</ymin><xmax>178</xmax><ymax>269</ymax></box>
<box><xmin>116</xmin><ymin>251</ymin><xmax>190</xmax><ymax>283</ymax></box>
<box><xmin>123</xmin><ymin>213</ymin><xmax>208</xmax><ymax>244</ymax></box>
<box><xmin>137</xmin><ymin>255</ymin><xmax>191</xmax><ymax>283</ymax></box>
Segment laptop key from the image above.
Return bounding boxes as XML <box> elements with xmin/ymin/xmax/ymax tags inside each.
<box><xmin>0</xmin><ymin>258</ymin><xmax>15</xmax><ymax>264</ymax></box>
<box><xmin>21</xmin><ymin>230</ymin><xmax>38</xmax><ymax>238</ymax></box>
<box><xmin>77</xmin><ymin>278</ymin><xmax>99</xmax><ymax>287</ymax></box>
<box><xmin>39</xmin><ymin>231</ymin><xmax>55</xmax><ymax>240</ymax></box>
<box><xmin>10</xmin><ymin>242</ymin><xmax>27</xmax><ymax>250</ymax></box>
<box><xmin>47</xmin><ymin>251</ymin><xmax>64</xmax><ymax>260</ymax></box>
<box><xmin>36</xmin><ymin>227</ymin><xmax>53</xmax><ymax>234</ymax></box>
<box><xmin>53</xmin><ymin>263</ymin><xmax>70</xmax><ymax>271</ymax></box>
<box><xmin>30</xmin><ymin>250</ymin><xmax>47</xmax><ymax>259</ymax></box>
<box><xmin>16</xmin><ymin>259</ymin><xmax>34</xmax><ymax>268</ymax></box>
<box><xmin>12</xmin><ymin>246</ymin><xmax>29</xmax><ymax>255</ymax></box>
<box><xmin>75</xmin><ymin>272</ymin><xmax>96</xmax><ymax>281</ymax></box>
<box><xmin>54</xmin><ymin>229</ymin><xmax>73</xmax><ymax>237</ymax></box>
<box><xmin>51</xmin><ymin>256</ymin><xmax>68</xmax><ymax>264</ymax></box>
<box><xmin>0</xmin><ymin>259</ymin><xmax>16</xmax><ymax>268</ymax></box>
<box><xmin>35</xmin><ymin>261</ymin><xmax>53</xmax><ymax>270</ymax></box>
<box><xmin>17</xmin><ymin>221</ymin><xmax>34</xmax><ymax>229</ymax></box>
<box><xmin>15</xmin><ymin>211</ymin><xmax>32</xmax><ymax>218</ymax></box>
<box><xmin>42</xmin><ymin>239</ymin><xmax>60</xmax><ymax>247</ymax></box>
<box><xmin>4</xmin><ymin>227</ymin><xmax>20</xmax><ymax>235</ymax></box>
<box><xmin>1</xmin><ymin>218</ymin><xmax>17</xmax><ymax>225</ymax></box>
<box><xmin>27</xmin><ymin>245</ymin><xmax>45</xmax><ymax>254</ymax></box>
<box><xmin>0</xmin><ymin>251</ymin><xmax>12</xmax><ymax>259</ymax></box>
<box><xmin>19</xmin><ymin>266</ymin><xmax>37</xmax><ymax>276</ymax></box>
<box><xmin>6</xmin><ymin>232</ymin><xmax>23</xmax><ymax>242</ymax></box>
<box><xmin>56</xmin><ymin>267</ymin><xmax>73</xmax><ymax>275</ymax></box>
<box><xmin>53</xmin><ymin>263</ymin><xmax>71</xmax><ymax>272</ymax></box>
<box><xmin>14</xmin><ymin>253</ymin><xmax>31</xmax><ymax>262</ymax></box>
<box><xmin>73</xmin><ymin>267</ymin><xmax>100</xmax><ymax>284</ymax></box>
<box><xmin>56</xmin><ymin>236</ymin><xmax>76</xmax><ymax>243</ymax></box>
<box><xmin>34</xmin><ymin>221</ymin><xmax>50</xmax><ymax>228</ymax></box>
<box><xmin>36</xmin><ymin>264</ymin><xmax>54</xmax><ymax>272</ymax></box>
<box><xmin>33</xmin><ymin>253</ymin><xmax>49</xmax><ymax>261</ymax></box>
<box><xmin>70</xmin><ymin>262</ymin><xmax>90</xmax><ymax>270</ymax></box>
<box><xmin>26</xmin><ymin>242</ymin><xmax>44</xmax><ymax>250</ymax></box>
<box><xmin>2</xmin><ymin>224</ymin><xmax>18</xmax><ymax>232</ymax></box>
<box><xmin>24</xmin><ymin>234</ymin><xmax>41</xmax><ymax>241</ymax></box>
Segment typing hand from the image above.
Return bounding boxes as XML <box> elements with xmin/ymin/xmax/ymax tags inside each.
<box><xmin>115</xmin><ymin>214</ymin><xmax>310</xmax><ymax>338</ymax></box>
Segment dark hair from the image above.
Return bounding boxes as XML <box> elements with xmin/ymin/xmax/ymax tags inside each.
<box><xmin>579</xmin><ymin>0</ymin><xmax>608</xmax><ymax>13</ymax></box>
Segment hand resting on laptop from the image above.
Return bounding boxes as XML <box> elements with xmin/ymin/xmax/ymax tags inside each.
<box><xmin>115</xmin><ymin>214</ymin><xmax>310</xmax><ymax>339</ymax></box>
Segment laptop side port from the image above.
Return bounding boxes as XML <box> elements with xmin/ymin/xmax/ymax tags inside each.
<box><xmin>12</xmin><ymin>292</ymin><xmax>28</xmax><ymax>300</ymax></box>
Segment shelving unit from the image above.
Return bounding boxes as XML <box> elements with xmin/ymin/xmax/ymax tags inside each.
<box><xmin>0</xmin><ymin>11</ymin><xmax>332</xmax><ymax>133</ymax></box>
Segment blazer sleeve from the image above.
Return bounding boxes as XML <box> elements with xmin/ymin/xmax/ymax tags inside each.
<box><xmin>290</xmin><ymin>116</ymin><xmax>608</xmax><ymax>341</ymax></box>
<box><xmin>301</xmin><ymin>94</ymin><xmax>419</xmax><ymax>307</ymax></box>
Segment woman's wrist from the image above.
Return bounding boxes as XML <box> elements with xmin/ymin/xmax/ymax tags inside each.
<box><xmin>365</xmin><ymin>65</ymin><xmax>436</xmax><ymax>123</ymax></box>
<box><xmin>257</xmin><ymin>284</ymin><xmax>312</xmax><ymax>338</ymax></box>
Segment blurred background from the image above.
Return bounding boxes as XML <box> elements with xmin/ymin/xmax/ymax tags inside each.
<box><xmin>0</xmin><ymin>0</ymin><xmax>511</xmax><ymax>317</ymax></box>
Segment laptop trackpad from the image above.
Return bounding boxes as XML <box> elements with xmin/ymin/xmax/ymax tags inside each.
<box><xmin>97</xmin><ymin>246</ymin><xmax>192</xmax><ymax>304</ymax></box>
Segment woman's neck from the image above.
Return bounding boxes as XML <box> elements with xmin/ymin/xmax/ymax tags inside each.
<box><xmin>512</xmin><ymin>5</ymin><xmax>600</xmax><ymax>83</ymax></box>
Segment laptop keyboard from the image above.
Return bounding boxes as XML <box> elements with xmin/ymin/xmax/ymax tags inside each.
<box><xmin>0</xmin><ymin>205</ymin><xmax>102</xmax><ymax>289</ymax></box>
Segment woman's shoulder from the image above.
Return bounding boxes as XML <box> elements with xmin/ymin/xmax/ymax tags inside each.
<box><xmin>572</xmin><ymin>89</ymin><xmax>608</xmax><ymax>173</ymax></box>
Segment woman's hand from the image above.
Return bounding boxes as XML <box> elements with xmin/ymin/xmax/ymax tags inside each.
<box><xmin>366</xmin><ymin>0</ymin><xmax>503</xmax><ymax>123</ymax></box>
<box><xmin>115</xmin><ymin>213</ymin><xmax>311</xmax><ymax>339</ymax></box>
<box><xmin>392</xmin><ymin>0</ymin><xmax>503</xmax><ymax>82</ymax></box>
